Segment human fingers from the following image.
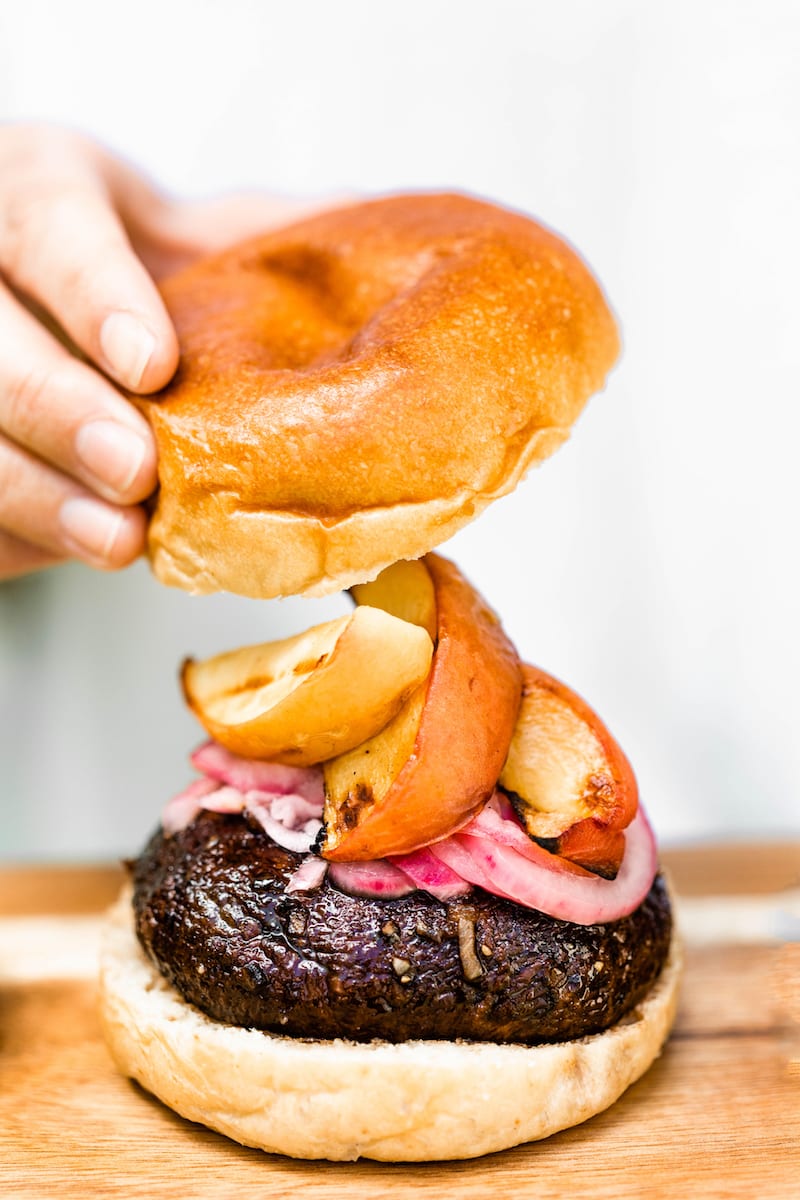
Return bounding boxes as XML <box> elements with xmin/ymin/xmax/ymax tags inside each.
<box><xmin>0</xmin><ymin>528</ymin><xmax>64</xmax><ymax>580</ymax></box>
<box><xmin>0</xmin><ymin>431</ymin><xmax>146</xmax><ymax>575</ymax></box>
<box><xmin>0</xmin><ymin>281</ymin><xmax>157</xmax><ymax>506</ymax></box>
<box><xmin>0</xmin><ymin>127</ymin><xmax>178</xmax><ymax>394</ymax></box>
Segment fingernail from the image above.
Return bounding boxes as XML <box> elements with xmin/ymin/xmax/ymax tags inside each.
<box><xmin>60</xmin><ymin>497</ymin><xmax>125</xmax><ymax>561</ymax></box>
<box><xmin>75</xmin><ymin>420</ymin><xmax>148</xmax><ymax>494</ymax></box>
<box><xmin>100</xmin><ymin>311</ymin><xmax>156</xmax><ymax>389</ymax></box>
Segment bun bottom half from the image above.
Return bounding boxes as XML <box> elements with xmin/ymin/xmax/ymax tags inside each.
<box><xmin>99</xmin><ymin>890</ymin><xmax>682</xmax><ymax>1162</ymax></box>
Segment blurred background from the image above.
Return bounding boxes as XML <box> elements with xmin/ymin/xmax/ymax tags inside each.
<box><xmin>1</xmin><ymin>0</ymin><xmax>798</xmax><ymax>859</ymax></box>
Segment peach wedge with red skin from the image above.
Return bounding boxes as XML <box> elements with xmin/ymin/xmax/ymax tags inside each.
<box><xmin>499</xmin><ymin>664</ymin><xmax>638</xmax><ymax>877</ymax></box>
<box><xmin>322</xmin><ymin>554</ymin><xmax>523</xmax><ymax>861</ymax></box>
<box><xmin>181</xmin><ymin>607</ymin><xmax>434</xmax><ymax>767</ymax></box>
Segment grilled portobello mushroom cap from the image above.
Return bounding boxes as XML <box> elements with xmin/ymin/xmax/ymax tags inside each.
<box><xmin>132</xmin><ymin>810</ymin><xmax>672</xmax><ymax>1044</ymax></box>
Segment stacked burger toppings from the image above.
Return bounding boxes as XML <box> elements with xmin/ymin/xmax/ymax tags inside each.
<box><xmin>134</xmin><ymin>552</ymin><xmax>670</xmax><ymax>1043</ymax></box>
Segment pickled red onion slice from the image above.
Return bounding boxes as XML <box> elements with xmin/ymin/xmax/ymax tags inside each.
<box><xmin>286</xmin><ymin>855</ymin><xmax>329</xmax><ymax>894</ymax></box>
<box><xmin>162</xmin><ymin>739</ymin><xmax>324</xmax><ymax>849</ymax></box>
<box><xmin>389</xmin><ymin>846</ymin><xmax>472</xmax><ymax>900</ymax></box>
<box><xmin>328</xmin><ymin>859</ymin><xmax>416</xmax><ymax>899</ymax></box>
<box><xmin>464</xmin><ymin>792</ymin><xmax>594</xmax><ymax>877</ymax></box>
<box><xmin>427</xmin><ymin>834</ymin><xmax>517</xmax><ymax>899</ymax></box>
<box><xmin>191</xmin><ymin>741</ymin><xmax>324</xmax><ymax>804</ymax></box>
<box><xmin>431</xmin><ymin>807</ymin><xmax>657</xmax><ymax>925</ymax></box>
<box><xmin>161</xmin><ymin>777</ymin><xmax>220</xmax><ymax>834</ymax></box>
<box><xmin>246</xmin><ymin>797</ymin><xmax>320</xmax><ymax>853</ymax></box>
<box><xmin>201</xmin><ymin>785</ymin><xmax>247</xmax><ymax>814</ymax></box>
<box><xmin>267</xmin><ymin>791</ymin><xmax>324</xmax><ymax>826</ymax></box>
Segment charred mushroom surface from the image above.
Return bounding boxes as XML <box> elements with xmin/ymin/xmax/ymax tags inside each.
<box><xmin>132</xmin><ymin>812</ymin><xmax>672</xmax><ymax>1043</ymax></box>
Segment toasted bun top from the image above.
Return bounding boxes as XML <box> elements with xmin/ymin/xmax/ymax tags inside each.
<box><xmin>139</xmin><ymin>193</ymin><xmax>620</xmax><ymax>598</ymax></box>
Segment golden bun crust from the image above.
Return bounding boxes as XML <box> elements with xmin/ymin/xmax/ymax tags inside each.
<box><xmin>139</xmin><ymin>193</ymin><xmax>620</xmax><ymax>598</ymax></box>
<box><xmin>100</xmin><ymin>890</ymin><xmax>680</xmax><ymax>1162</ymax></box>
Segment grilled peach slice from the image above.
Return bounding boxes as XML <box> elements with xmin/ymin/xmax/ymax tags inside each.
<box><xmin>322</xmin><ymin>554</ymin><xmax>522</xmax><ymax>860</ymax></box>
<box><xmin>351</xmin><ymin>557</ymin><xmax>437</xmax><ymax>640</ymax></box>
<box><xmin>182</xmin><ymin>607</ymin><xmax>433</xmax><ymax>766</ymax></box>
<box><xmin>499</xmin><ymin>664</ymin><xmax>638</xmax><ymax>877</ymax></box>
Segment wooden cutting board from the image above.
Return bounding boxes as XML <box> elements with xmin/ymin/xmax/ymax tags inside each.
<box><xmin>1</xmin><ymin>844</ymin><xmax>799</xmax><ymax>1199</ymax></box>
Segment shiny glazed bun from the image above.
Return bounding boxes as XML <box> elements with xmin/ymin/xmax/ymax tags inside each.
<box><xmin>100</xmin><ymin>891</ymin><xmax>681</xmax><ymax>1162</ymax></box>
<box><xmin>139</xmin><ymin>193</ymin><xmax>619</xmax><ymax>599</ymax></box>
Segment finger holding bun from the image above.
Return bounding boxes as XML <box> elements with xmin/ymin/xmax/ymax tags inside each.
<box><xmin>137</xmin><ymin>193</ymin><xmax>619</xmax><ymax>599</ymax></box>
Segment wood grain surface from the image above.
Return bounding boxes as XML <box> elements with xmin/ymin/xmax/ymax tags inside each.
<box><xmin>1</xmin><ymin>843</ymin><xmax>798</xmax><ymax>1200</ymax></box>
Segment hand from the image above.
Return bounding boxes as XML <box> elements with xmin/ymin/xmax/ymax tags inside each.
<box><xmin>0</xmin><ymin>124</ymin><xmax>315</xmax><ymax>582</ymax></box>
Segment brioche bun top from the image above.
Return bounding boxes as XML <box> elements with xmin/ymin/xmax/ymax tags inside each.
<box><xmin>139</xmin><ymin>193</ymin><xmax>620</xmax><ymax>599</ymax></box>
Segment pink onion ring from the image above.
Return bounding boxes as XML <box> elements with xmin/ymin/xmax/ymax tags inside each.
<box><xmin>199</xmin><ymin>785</ymin><xmax>247</xmax><ymax>814</ymax></box>
<box><xmin>161</xmin><ymin>777</ymin><xmax>220</xmax><ymax>834</ymax></box>
<box><xmin>260</xmin><ymin>791</ymin><xmax>323</xmax><ymax>828</ymax></box>
<box><xmin>286</xmin><ymin>856</ymin><xmax>329</xmax><ymax>894</ymax></box>
<box><xmin>389</xmin><ymin>846</ymin><xmax>472</xmax><ymax>900</ymax></box>
<box><xmin>428</xmin><ymin>832</ymin><xmax>516</xmax><ymax>898</ymax></box>
<box><xmin>191</xmin><ymin>741</ymin><xmax>324</xmax><ymax>804</ymax></box>
<box><xmin>463</xmin><ymin>793</ymin><xmax>592</xmax><ymax>875</ymax></box>
<box><xmin>431</xmin><ymin>807</ymin><xmax>657</xmax><ymax>925</ymax></box>
<box><xmin>245</xmin><ymin>796</ymin><xmax>319</xmax><ymax>853</ymax></box>
<box><xmin>328</xmin><ymin>859</ymin><xmax>416</xmax><ymax>900</ymax></box>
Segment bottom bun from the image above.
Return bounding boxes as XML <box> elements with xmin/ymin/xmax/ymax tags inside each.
<box><xmin>99</xmin><ymin>889</ymin><xmax>682</xmax><ymax>1162</ymax></box>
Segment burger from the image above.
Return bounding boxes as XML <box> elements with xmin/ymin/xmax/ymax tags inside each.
<box><xmin>99</xmin><ymin>193</ymin><xmax>680</xmax><ymax>1162</ymax></box>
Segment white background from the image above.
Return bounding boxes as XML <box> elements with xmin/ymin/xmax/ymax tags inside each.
<box><xmin>1</xmin><ymin>0</ymin><xmax>798</xmax><ymax>858</ymax></box>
